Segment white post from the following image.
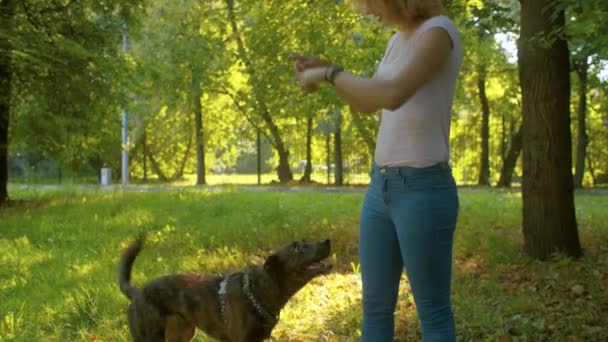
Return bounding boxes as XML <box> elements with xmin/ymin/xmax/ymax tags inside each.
<box><xmin>121</xmin><ymin>22</ymin><xmax>129</xmax><ymax>187</ymax></box>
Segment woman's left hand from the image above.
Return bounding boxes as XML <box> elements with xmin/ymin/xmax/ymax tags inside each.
<box><xmin>294</xmin><ymin>65</ymin><xmax>327</xmax><ymax>93</ymax></box>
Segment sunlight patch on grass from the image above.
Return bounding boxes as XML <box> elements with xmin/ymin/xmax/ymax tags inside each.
<box><xmin>1</xmin><ymin>304</ymin><xmax>25</xmax><ymax>340</ymax></box>
<box><xmin>274</xmin><ymin>273</ymin><xmax>362</xmax><ymax>341</ymax></box>
<box><xmin>0</xmin><ymin>237</ymin><xmax>52</xmax><ymax>292</ymax></box>
<box><xmin>71</xmin><ymin>262</ymin><xmax>96</xmax><ymax>278</ymax></box>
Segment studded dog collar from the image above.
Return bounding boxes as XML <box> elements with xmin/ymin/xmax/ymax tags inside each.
<box><xmin>218</xmin><ymin>271</ymin><xmax>279</xmax><ymax>327</ymax></box>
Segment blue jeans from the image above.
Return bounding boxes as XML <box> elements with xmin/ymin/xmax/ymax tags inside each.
<box><xmin>359</xmin><ymin>162</ymin><xmax>458</xmax><ymax>342</ymax></box>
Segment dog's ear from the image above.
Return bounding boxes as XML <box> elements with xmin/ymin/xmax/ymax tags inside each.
<box><xmin>264</xmin><ymin>254</ymin><xmax>282</xmax><ymax>272</ymax></box>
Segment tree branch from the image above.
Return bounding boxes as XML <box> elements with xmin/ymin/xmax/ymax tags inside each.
<box><xmin>215</xmin><ymin>87</ymin><xmax>275</xmax><ymax>146</ymax></box>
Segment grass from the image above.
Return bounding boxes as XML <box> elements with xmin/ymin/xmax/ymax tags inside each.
<box><xmin>0</xmin><ymin>188</ymin><xmax>607</xmax><ymax>341</ymax></box>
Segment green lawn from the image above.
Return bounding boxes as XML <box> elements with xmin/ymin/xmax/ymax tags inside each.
<box><xmin>1</xmin><ymin>188</ymin><xmax>607</xmax><ymax>341</ymax></box>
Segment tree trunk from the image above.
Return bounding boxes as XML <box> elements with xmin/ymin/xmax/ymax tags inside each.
<box><xmin>478</xmin><ymin>73</ymin><xmax>490</xmax><ymax>185</ymax></box>
<box><xmin>276</xmin><ymin>148</ymin><xmax>292</xmax><ymax>183</ymax></box>
<box><xmin>586</xmin><ymin>153</ymin><xmax>596</xmax><ymax>187</ymax></box>
<box><xmin>334</xmin><ymin>109</ymin><xmax>343</xmax><ymax>186</ymax></box>
<box><xmin>350</xmin><ymin>107</ymin><xmax>376</xmax><ymax>156</ymax></box>
<box><xmin>148</xmin><ymin>152</ymin><xmax>169</xmax><ymax>182</ymax></box>
<box><xmin>256</xmin><ymin>130</ymin><xmax>261</xmax><ymax>185</ymax></box>
<box><xmin>174</xmin><ymin>130</ymin><xmax>193</xmax><ymax>180</ymax></box>
<box><xmin>518</xmin><ymin>0</ymin><xmax>581</xmax><ymax>260</ymax></box>
<box><xmin>88</xmin><ymin>156</ymin><xmax>104</xmax><ymax>182</ymax></box>
<box><xmin>192</xmin><ymin>70</ymin><xmax>206</xmax><ymax>185</ymax></box>
<box><xmin>573</xmin><ymin>58</ymin><xmax>588</xmax><ymax>189</ymax></box>
<box><xmin>225</xmin><ymin>0</ymin><xmax>292</xmax><ymax>183</ymax></box>
<box><xmin>500</xmin><ymin>107</ymin><xmax>506</xmax><ymax>171</ymax></box>
<box><xmin>0</xmin><ymin>0</ymin><xmax>15</xmax><ymax>205</ymax></box>
<box><xmin>300</xmin><ymin>112</ymin><xmax>313</xmax><ymax>183</ymax></box>
<box><xmin>497</xmin><ymin>124</ymin><xmax>523</xmax><ymax>188</ymax></box>
<box><xmin>142</xmin><ymin>131</ymin><xmax>148</xmax><ymax>183</ymax></box>
<box><xmin>326</xmin><ymin>133</ymin><xmax>331</xmax><ymax>185</ymax></box>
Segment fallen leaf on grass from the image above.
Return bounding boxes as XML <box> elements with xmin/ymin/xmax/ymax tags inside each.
<box><xmin>571</xmin><ymin>284</ymin><xmax>585</xmax><ymax>295</ymax></box>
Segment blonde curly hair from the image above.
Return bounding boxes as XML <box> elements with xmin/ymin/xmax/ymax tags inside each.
<box><xmin>353</xmin><ymin>0</ymin><xmax>445</xmax><ymax>27</ymax></box>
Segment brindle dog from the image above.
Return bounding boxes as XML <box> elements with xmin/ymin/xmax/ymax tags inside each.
<box><xmin>118</xmin><ymin>237</ymin><xmax>332</xmax><ymax>341</ymax></box>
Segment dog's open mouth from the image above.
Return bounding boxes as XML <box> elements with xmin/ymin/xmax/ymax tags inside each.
<box><xmin>306</xmin><ymin>259</ymin><xmax>332</xmax><ymax>275</ymax></box>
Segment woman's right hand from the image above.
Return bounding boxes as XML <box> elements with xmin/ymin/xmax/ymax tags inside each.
<box><xmin>288</xmin><ymin>54</ymin><xmax>332</xmax><ymax>71</ymax></box>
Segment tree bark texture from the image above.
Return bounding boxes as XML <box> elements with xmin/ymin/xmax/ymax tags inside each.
<box><xmin>192</xmin><ymin>70</ymin><xmax>206</xmax><ymax>185</ymax></box>
<box><xmin>478</xmin><ymin>73</ymin><xmax>490</xmax><ymax>186</ymax></box>
<box><xmin>518</xmin><ymin>0</ymin><xmax>581</xmax><ymax>260</ymax></box>
<box><xmin>497</xmin><ymin>125</ymin><xmax>523</xmax><ymax>188</ymax></box>
<box><xmin>333</xmin><ymin>110</ymin><xmax>343</xmax><ymax>186</ymax></box>
<box><xmin>0</xmin><ymin>0</ymin><xmax>15</xmax><ymax>205</ymax></box>
<box><xmin>300</xmin><ymin>113</ymin><xmax>313</xmax><ymax>183</ymax></box>
<box><xmin>573</xmin><ymin>58</ymin><xmax>588</xmax><ymax>189</ymax></box>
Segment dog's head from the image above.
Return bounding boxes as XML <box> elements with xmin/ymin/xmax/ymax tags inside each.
<box><xmin>263</xmin><ymin>239</ymin><xmax>331</xmax><ymax>301</ymax></box>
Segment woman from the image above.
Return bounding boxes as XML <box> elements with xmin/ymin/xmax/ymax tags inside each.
<box><xmin>292</xmin><ymin>0</ymin><xmax>462</xmax><ymax>341</ymax></box>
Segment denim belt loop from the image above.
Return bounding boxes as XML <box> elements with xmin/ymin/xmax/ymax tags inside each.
<box><xmin>398</xmin><ymin>167</ymin><xmax>407</xmax><ymax>184</ymax></box>
<box><xmin>382</xmin><ymin>178</ymin><xmax>389</xmax><ymax>204</ymax></box>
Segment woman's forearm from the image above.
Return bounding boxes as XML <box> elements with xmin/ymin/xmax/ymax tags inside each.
<box><xmin>332</xmin><ymin>72</ymin><xmax>412</xmax><ymax>114</ymax></box>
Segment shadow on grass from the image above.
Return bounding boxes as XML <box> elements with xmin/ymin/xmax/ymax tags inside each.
<box><xmin>0</xmin><ymin>199</ymin><xmax>48</xmax><ymax>210</ymax></box>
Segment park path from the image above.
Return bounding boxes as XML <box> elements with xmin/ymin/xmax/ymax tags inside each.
<box><xmin>9</xmin><ymin>183</ymin><xmax>608</xmax><ymax>195</ymax></box>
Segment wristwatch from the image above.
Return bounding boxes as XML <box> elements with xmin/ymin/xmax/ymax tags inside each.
<box><xmin>324</xmin><ymin>65</ymin><xmax>344</xmax><ymax>84</ymax></box>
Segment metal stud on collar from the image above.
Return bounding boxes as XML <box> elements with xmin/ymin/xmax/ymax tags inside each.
<box><xmin>243</xmin><ymin>271</ymin><xmax>279</xmax><ymax>326</ymax></box>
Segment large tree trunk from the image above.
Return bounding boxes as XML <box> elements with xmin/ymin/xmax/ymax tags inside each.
<box><xmin>477</xmin><ymin>72</ymin><xmax>490</xmax><ymax>185</ymax></box>
<box><xmin>518</xmin><ymin>0</ymin><xmax>581</xmax><ymax>260</ymax></box>
<box><xmin>276</xmin><ymin>149</ymin><xmax>292</xmax><ymax>183</ymax></box>
<box><xmin>497</xmin><ymin>124</ymin><xmax>523</xmax><ymax>188</ymax></box>
<box><xmin>0</xmin><ymin>0</ymin><xmax>15</xmax><ymax>205</ymax></box>
<box><xmin>225</xmin><ymin>0</ymin><xmax>292</xmax><ymax>183</ymax></box>
<box><xmin>192</xmin><ymin>70</ymin><xmax>206</xmax><ymax>185</ymax></box>
<box><xmin>334</xmin><ymin>109</ymin><xmax>343</xmax><ymax>186</ymax></box>
<box><xmin>300</xmin><ymin>112</ymin><xmax>313</xmax><ymax>183</ymax></box>
<box><xmin>573</xmin><ymin>58</ymin><xmax>588</xmax><ymax>189</ymax></box>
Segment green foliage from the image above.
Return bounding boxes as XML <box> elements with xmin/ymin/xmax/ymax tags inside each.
<box><xmin>4</xmin><ymin>0</ymin><xmax>608</xmax><ymax>187</ymax></box>
<box><xmin>124</xmin><ymin>0</ymin><xmax>231</xmax><ymax>180</ymax></box>
<box><xmin>6</xmin><ymin>0</ymin><xmax>146</xmax><ymax>172</ymax></box>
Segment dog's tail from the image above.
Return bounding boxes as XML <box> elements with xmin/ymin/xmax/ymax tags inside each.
<box><xmin>118</xmin><ymin>237</ymin><xmax>144</xmax><ymax>300</ymax></box>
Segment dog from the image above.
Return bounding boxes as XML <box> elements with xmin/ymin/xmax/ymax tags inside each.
<box><xmin>118</xmin><ymin>237</ymin><xmax>332</xmax><ymax>341</ymax></box>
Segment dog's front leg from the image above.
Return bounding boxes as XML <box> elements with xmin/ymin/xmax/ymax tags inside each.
<box><xmin>227</xmin><ymin>329</ymin><xmax>243</xmax><ymax>342</ymax></box>
<box><xmin>226</xmin><ymin>322</ymin><xmax>248</xmax><ymax>342</ymax></box>
<box><xmin>128</xmin><ymin>304</ymin><xmax>166</xmax><ymax>342</ymax></box>
<box><xmin>228</xmin><ymin>325</ymin><xmax>266</xmax><ymax>342</ymax></box>
<box><xmin>164</xmin><ymin>315</ymin><xmax>196</xmax><ymax>342</ymax></box>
